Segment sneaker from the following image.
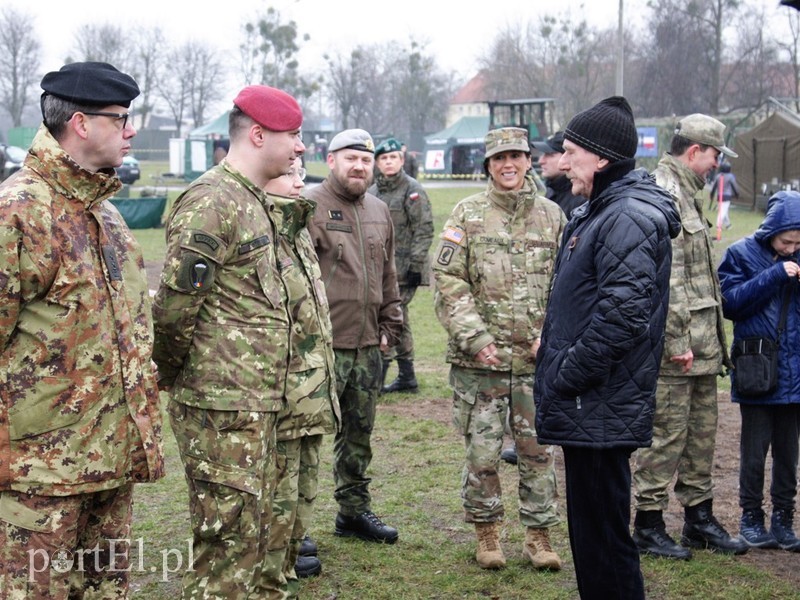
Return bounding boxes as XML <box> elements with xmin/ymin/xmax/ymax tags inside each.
<box><xmin>682</xmin><ymin>500</ymin><xmax>749</xmax><ymax>555</ymax></box>
<box><xmin>523</xmin><ymin>527</ymin><xmax>561</xmax><ymax>570</ymax></box>
<box><xmin>739</xmin><ymin>509</ymin><xmax>779</xmax><ymax>549</ymax></box>
<box><xmin>299</xmin><ymin>534</ymin><xmax>318</xmax><ymax>557</ymax></box>
<box><xmin>294</xmin><ymin>555</ymin><xmax>322</xmax><ymax>578</ymax></box>
<box><xmin>633</xmin><ymin>525</ymin><xmax>692</xmax><ymax>560</ymax></box>
<box><xmin>335</xmin><ymin>511</ymin><xmax>399</xmax><ymax>544</ymax></box>
<box><xmin>771</xmin><ymin>508</ymin><xmax>800</xmax><ymax>552</ymax></box>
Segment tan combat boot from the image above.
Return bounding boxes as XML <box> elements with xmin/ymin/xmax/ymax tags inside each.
<box><xmin>523</xmin><ymin>527</ymin><xmax>562</xmax><ymax>571</ymax></box>
<box><xmin>474</xmin><ymin>522</ymin><xmax>506</xmax><ymax>569</ymax></box>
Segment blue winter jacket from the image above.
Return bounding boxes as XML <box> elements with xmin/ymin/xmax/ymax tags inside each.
<box><xmin>534</xmin><ymin>161</ymin><xmax>682</xmax><ymax>449</ymax></box>
<box><xmin>718</xmin><ymin>190</ymin><xmax>800</xmax><ymax>406</ymax></box>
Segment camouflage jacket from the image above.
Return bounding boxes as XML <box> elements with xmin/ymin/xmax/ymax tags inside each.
<box><xmin>432</xmin><ymin>176</ymin><xmax>566</xmax><ymax>374</ymax></box>
<box><xmin>271</xmin><ymin>194</ymin><xmax>340</xmax><ymax>439</ymax></box>
<box><xmin>152</xmin><ymin>161</ymin><xmax>290</xmax><ymax>411</ymax></box>
<box><xmin>0</xmin><ymin>125</ymin><xmax>164</xmax><ymax>495</ymax></box>
<box><xmin>654</xmin><ymin>153</ymin><xmax>728</xmax><ymax>376</ymax></box>
<box><xmin>368</xmin><ymin>171</ymin><xmax>434</xmax><ymax>285</ymax></box>
<box><xmin>306</xmin><ymin>175</ymin><xmax>403</xmax><ymax>349</ymax></box>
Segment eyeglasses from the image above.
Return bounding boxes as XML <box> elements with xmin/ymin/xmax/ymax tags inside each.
<box><xmin>81</xmin><ymin>111</ymin><xmax>130</xmax><ymax>129</ymax></box>
<box><xmin>285</xmin><ymin>167</ymin><xmax>306</xmax><ymax>181</ymax></box>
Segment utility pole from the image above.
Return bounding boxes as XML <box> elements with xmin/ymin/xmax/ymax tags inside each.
<box><xmin>616</xmin><ymin>0</ymin><xmax>624</xmax><ymax>95</ymax></box>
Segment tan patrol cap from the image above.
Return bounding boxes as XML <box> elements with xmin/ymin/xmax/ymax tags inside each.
<box><xmin>675</xmin><ymin>114</ymin><xmax>738</xmax><ymax>158</ymax></box>
<box><xmin>484</xmin><ymin>127</ymin><xmax>530</xmax><ymax>158</ymax></box>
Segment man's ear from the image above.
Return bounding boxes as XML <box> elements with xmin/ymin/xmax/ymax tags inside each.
<box><xmin>597</xmin><ymin>157</ymin><xmax>610</xmax><ymax>170</ymax></box>
<box><xmin>68</xmin><ymin>113</ymin><xmax>91</xmax><ymax>140</ymax></box>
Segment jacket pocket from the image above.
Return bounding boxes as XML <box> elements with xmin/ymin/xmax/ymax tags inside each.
<box><xmin>0</xmin><ymin>493</ymin><xmax>52</xmax><ymax>532</ymax></box>
<box><xmin>8</xmin><ymin>376</ymin><xmax>87</xmax><ymax>440</ymax></box>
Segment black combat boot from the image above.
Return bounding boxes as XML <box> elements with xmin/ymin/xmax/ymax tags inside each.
<box><xmin>294</xmin><ymin>554</ymin><xmax>322</xmax><ymax>578</ymax></box>
<box><xmin>335</xmin><ymin>511</ymin><xmax>399</xmax><ymax>543</ymax></box>
<box><xmin>682</xmin><ymin>499</ymin><xmax>749</xmax><ymax>555</ymax></box>
<box><xmin>500</xmin><ymin>444</ymin><xmax>518</xmax><ymax>465</ymax></box>
<box><xmin>382</xmin><ymin>358</ymin><xmax>418</xmax><ymax>393</ymax></box>
<box><xmin>378</xmin><ymin>360</ymin><xmax>391</xmax><ymax>395</ymax></box>
<box><xmin>633</xmin><ymin>509</ymin><xmax>692</xmax><ymax>560</ymax></box>
<box><xmin>299</xmin><ymin>534</ymin><xmax>318</xmax><ymax>556</ymax></box>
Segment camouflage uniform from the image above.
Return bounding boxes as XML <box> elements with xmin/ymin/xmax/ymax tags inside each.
<box><xmin>152</xmin><ymin>160</ymin><xmax>289</xmax><ymax>600</ymax></box>
<box><xmin>432</xmin><ymin>175</ymin><xmax>565</xmax><ymax>527</ymax></box>
<box><xmin>305</xmin><ymin>174</ymin><xmax>402</xmax><ymax>516</ymax></box>
<box><xmin>633</xmin><ymin>153</ymin><xmax>729</xmax><ymax>511</ymax></box>
<box><xmin>0</xmin><ymin>125</ymin><xmax>164</xmax><ymax>598</ymax></box>
<box><xmin>369</xmin><ymin>170</ymin><xmax>434</xmax><ymax>361</ymax></box>
<box><xmin>256</xmin><ymin>195</ymin><xmax>340</xmax><ymax>599</ymax></box>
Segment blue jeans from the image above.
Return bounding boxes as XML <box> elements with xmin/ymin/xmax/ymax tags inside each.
<box><xmin>739</xmin><ymin>403</ymin><xmax>800</xmax><ymax>512</ymax></box>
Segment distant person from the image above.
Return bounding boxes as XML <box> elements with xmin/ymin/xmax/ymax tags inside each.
<box><xmin>718</xmin><ymin>190</ymin><xmax>800</xmax><ymax>553</ymax></box>
<box><xmin>632</xmin><ymin>113</ymin><xmax>748</xmax><ymax>560</ymax></box>
<box><xmin>212</xmin><ymin>138</ymin><xmax>230</xmax><ymax>165</ymax></box>
<box><xmin>368</xmin><ymin>137</ymin><xmax>434</xmax><ymax>394</ymax></box>
<box><xmin>433</xmin><ymin>127</ymin><xmax>565</xmax><ymax>571</ymax></box>
<box><xmin>258</xmin><ymin>157</ymin><xmax>341</xmax><ymax>596</ymax></box>
<box><xmin>152</xmin><ymin>84</ymin><xmax>305</xmax><ymax>598</ymax></box>
<box><xmin>710</xmin><ymin>162</ymin><xmax>740</xmax><ymax>230</ymax></box>
<box><xmin>305</xmin><ymin>129</ymin><xmax>404</xmax><ymax>544</ymax></box>
<box><xmin>532</xmin><ymin>131</ymin><xmax>585</xmax><ymax>218</ymax></box>
<box><xmin>0</xmin><ymin>61</ymin><xmax>165</xmax><ymax>597</ymax></box>
<box><xmin>534</xmin><ymin>97</ymin><xmax>681</xmax><ymax>599</ymax></box>
<box><xmin>402</xmin><ymin>143</ymin><xmax>419</xmax><ymax>179</ymax></box>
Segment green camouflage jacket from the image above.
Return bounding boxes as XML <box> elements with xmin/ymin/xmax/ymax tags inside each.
<box><xmin>368</xmin><ymin>171</ymin><xmax>434</xmax><ymax>285</ymax></box>
<box><xmin>654</xmin><ymin>153</ymin><xmax>728</xmax><ymax>376</ymax></box>
<box><xmin>271</xmin><ymin>194</ymin><xmax>340</xmax><ymax>439</ymax></box>
<box><xmin>152</xmin><ymin>161</ymin><xmax>290</xmax><ymax>411</ymax></box>
<box><xmin>0</xmin><ymin>125</ymin><xmax>164</xmax><ymax>495</ymax></box>
<box><xmin>433</xmin><ymin>176</ymin><xmax>566</xmax><ymax>374</ymax></box>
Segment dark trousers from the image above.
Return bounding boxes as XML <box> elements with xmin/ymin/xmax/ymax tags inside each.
<box><xmin>562</xmin><ymin>446</ymin><xmax>644</xmax><ymax>600</ymax></box>
<box><xmin>739</xmin><ymin>403</ymin><xmax>800</xmax><ymax>512</ymax></box>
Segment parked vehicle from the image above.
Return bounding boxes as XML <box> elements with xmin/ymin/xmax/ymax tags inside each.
<box><xmin>116</xmin><ymin>155</ymin><xmax>141</xmax><ymax>184</ymax></box>
<box><xmin>0</xmin><ymin>144</ymin><xmax>26</xmax><ymax>182</ymax></box>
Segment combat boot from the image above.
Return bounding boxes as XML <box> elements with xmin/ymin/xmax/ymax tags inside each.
<box><xmin>739</xmin><ymin>508</ymin><xmax>779</xmax><ymax>549</ymax></box>
<box><xmin>299</xmin><ymin>534</ymin><xmax>318</xmax><ymax>556</ymax></box>
<box><xmin>682</xmin><ymin>499</ymin><xmax>749</xmax><ymax>555</ymax></box>
<box><xmin>633</xmin><ymin>509</ymin><xmax>692</xmax><ymax>560</ymax></box>
<box><xmin>500</xmin><ymin>443</ymin><xmax>518</xmax><ymax>465</ymax></box>
<box><xmin>771</xmin><ymin>508</ymin><xmax>800</xmax><ymax>552</ymax></box>
<box><xmin>294</xmin><ymin>555</ymin><xmax>321</xmax><ymax>578</ymax></box>
<box><xmin>474</xmin><ymin>522</ymin><xmax>506</xmax><ymax>569</ymax></box>
<box><xmin>378</xmin><ymin>360</ymin><xmax>391</xmax><ymax>395</ymax></box>
<box><xmin>382</xmin><ymin>358</ymin><xmax>418</xmax><ymax>393</ymax></box>
<box><xmin>523</xmin><ymin>527</ymin><xmax>562</xmax><ymax>570</ymax></box>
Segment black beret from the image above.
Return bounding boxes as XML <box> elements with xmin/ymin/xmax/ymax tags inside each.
<box><xmin>41</xmin><ymin>62</ymin><xmax>140</xmax><ymax>108</ymax></box>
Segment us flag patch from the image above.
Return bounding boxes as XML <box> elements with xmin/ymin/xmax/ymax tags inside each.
<box><xmin>443</xmin><ymin>227</ymin><xmax>465</xmax><ymax>245</ymax></box>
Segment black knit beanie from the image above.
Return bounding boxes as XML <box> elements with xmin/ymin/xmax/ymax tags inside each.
<box><xmin>563</xmin><ymin>96</ymin><xmax>638</xmax><ymax>162</ymax></box>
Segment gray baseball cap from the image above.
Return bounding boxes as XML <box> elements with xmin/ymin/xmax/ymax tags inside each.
<box><xmin>675</xmin><ymin>114</ymin><xmax>738</xmax><ymax>158</ymax></box>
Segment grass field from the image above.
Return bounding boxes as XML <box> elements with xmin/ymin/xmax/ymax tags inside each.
<box><xmin>126</xmin><ymin>176</ymin><xmax>795</xmax><ymax>599</ymax></box>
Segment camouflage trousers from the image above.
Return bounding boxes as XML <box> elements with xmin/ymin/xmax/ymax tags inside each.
<box><xmin>0</xmin><ymin>484</ymin><xmax>133</xmax><ymax>600</ymax></box>
<box><xmin>449</xmin><ymin>366</ymin><xmax>559</xmax><ymax>528</ymax></box>
<box><xmin>633</xmin><ymin>374</ymin><xmax>718</xmax><ymax>511</ymax></box>
<box><xmin>332</xmin><ymin>346</ymin><xmax>382</xmax><ymax>515</ymax></box>
<box><xmin>256</xmin><ymin>434</ymin><xmax>323</xmax><ymax>600</ymax></box>
<box><xmin>382</xmin><ymin>286</ymin><xmax>418</xmax><ymax>362</ymax></box>
<box><xmin>168</xmin><ymin>400</ymin><xmax>277</xmax><ymax>600</ymax></box>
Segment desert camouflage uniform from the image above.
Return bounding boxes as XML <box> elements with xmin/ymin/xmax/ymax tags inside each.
<box><xmin>633</xmin><ymin>153</ymin><xmax>729</xmax><ymax>511</ymax></box>
<box><xmin>369</xmin><ymin>171</ymin><xmax>434</xmax><ymax>361</ymax></box>
<box><xmin>256</xmin><ymin>194</ymin><xmax>340</xmax><ymax>600</ymax></box>
<box><xmin>152</xmin><ymin>160</ymin><xmax>289</xmax><ymax>600</ymax></box>
<box><xmin>0</xmin><ymin>124</ymin><xmax>164</xmax><ymax>598</ymax></box>
<box><xmin>305</xmin><ymin>174</ymin><xmax>402</xmax><ymax>516</ymax></box>
<box><xmin>433</xmin><ymin>175</ymin><xmax>565</xmax><ymax>527</ymax></box>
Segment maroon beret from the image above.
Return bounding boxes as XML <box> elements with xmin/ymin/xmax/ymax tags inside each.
<box><xmin>233</xmin><ymin>85</ymin><xmax>302</xmax><ymax>132</ymax></box>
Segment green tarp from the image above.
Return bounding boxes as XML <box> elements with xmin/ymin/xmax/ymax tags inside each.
<box><xmin>109</xmin><ymin>197</ymin><xmax>167</xmax><ymax>229</ymax></box>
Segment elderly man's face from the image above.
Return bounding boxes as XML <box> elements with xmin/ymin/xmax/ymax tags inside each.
<box><xmin>558</xmin><ymin>139</ymin><xmax>608</xmax><ymax>199</ymax></box>
<box><xmin>328</xmin><ymin>148</ymin><xmax>374</xmax><ymax>196</ymax></box>
<box><xmin>376</xmin><ymin>151</ymin><xmax>404</xmax><ymax>177</ymax></box>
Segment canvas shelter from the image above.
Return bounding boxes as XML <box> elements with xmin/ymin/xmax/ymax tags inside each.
<box><xmin>731</xmin><ymin>111</ymin><xmax>800</xmax><ymax>210</ymax></box>
<box><xmin>424</xmin><ymin>116</ymin><xmax>489</xmax><ymax>177</ymax></box>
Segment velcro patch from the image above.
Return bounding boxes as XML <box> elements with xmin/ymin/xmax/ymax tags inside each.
<box><xmin>437</xmin><ymin>242</ymin><xmax>458</xmax><ymax>266</ymax></box>
<box><xmin>326</xmin><ymin>223</ymin><xmax>353</xmax><ymax>233</ymax></box>
<box><xmin>239</xmin><ymin>235</ymin><xmax>270</xmax><ymax>255</ymax></box>
<box><xmin>443</xmin><ymin>227</ymin><xmax>465</xmax><ymax>245</ymax></box>
<box><xmin>328</xmin><ymin>210</ymin><xmax>343</xmax><ymax>220</ymax></box>
<box><xmin>409</xmin><ymin>192</ymin><xmax>420</xmax><ymax>201</ymax></box>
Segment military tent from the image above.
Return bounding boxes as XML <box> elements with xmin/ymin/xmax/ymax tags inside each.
<box><xmin>731</xmin><ymin>111</ymin><xmax>800</xmax><ymax>210</ymax></box>
<box><xmin>423</xmin><ymin>116</ymin><xmax>489</xmax><ymax>177</ymax></box>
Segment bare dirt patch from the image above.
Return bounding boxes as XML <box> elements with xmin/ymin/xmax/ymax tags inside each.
<box><xmin>380</xmin><ymin>390</ymin><xmax>800</xmax><ymax>587</ymax></box>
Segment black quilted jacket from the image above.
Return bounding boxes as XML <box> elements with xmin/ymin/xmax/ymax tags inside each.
<box><xmin>534</xmin><ymin>161</ymin><xmax>681</xmax><ymax>449</ymax></box>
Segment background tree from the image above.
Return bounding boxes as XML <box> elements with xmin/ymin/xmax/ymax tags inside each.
<box><xmin>0</xmin><ymin>7</ymin><xmax>40</xmax><ymax>127</ymax></box>
<box><xmin>129</xmin><ymin>26</ymin><xmax>166</xmax><ymax>129</ymax></box>
<box><xmin>238</xmin><ymin>7</ymin><xmax>319</xmax><ymax>100</ymax></box>
<box><xmin>324</xmin><ymin>47</ymin><xmax>371</xmax><ymax>130</ymax></box>
<box><xmin>68</xmin><ymin>23</ymin><xmax>132</xmax><ymax>69</ymax></box>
